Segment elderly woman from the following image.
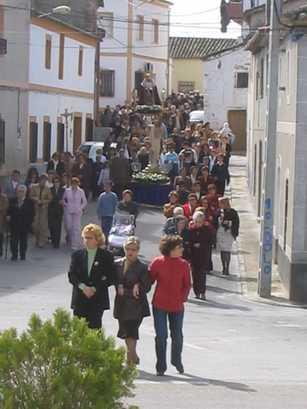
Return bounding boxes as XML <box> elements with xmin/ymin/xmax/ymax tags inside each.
<box><xmin>63</xmin><ymin>177</ymin><xmax>87</xmax><ymax>251</ymax></box>
<box><xmin>188</xmin><ymin>211</ymin><xmax>214</xmax><ymax>300</ymax></box>
<box><xmin>149</xmin><ymin>235</ymin><xmax>191</xmax><ymax>376</ymax></box>
<box><xmin>68</xmin><ymin>223</ymin><xmax>116</xmax><ymax>329</ymax></box>
<box><xmin>0</xmin><ymin>186</ymin><xmax>9</xmax><ymax>257</ymax></box>
<box><xmin>216</xmin><ymin>198</ymin><xmax>240</xmax><ymax>275</ymax></box>
<box><xmin>114</xmin><ymin>237</ymin><xmax>151</xmax><ymax>365</ymax></box>
<box><xmin>117</xmin><ymin>189</ymin><xmax>139</xmax><ymax>221</ymax></box>
<box><xmin>163</xmin><ymin>206</ymin><xmax>184</xmax><ymax>235</ymax></box>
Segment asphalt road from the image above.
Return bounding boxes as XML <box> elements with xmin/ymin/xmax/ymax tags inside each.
<box><xmin>0</xmin><ymin>204</ymin><xmax>306</xmax><ymax>409</ymax></box>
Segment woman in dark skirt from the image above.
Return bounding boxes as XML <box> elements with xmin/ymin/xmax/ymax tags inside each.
<box><xmin>114</xmin><ymin>236</ymin><xmax>151</xmax><ymax>365</ymax></box>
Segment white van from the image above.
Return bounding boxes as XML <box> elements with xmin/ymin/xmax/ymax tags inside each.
<box><xmin>189</xmin><ymin>110</ymin><xmax>206</xmax><ymax>124</ymax></box>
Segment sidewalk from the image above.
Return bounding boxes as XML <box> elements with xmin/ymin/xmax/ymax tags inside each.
<box><xmin>229</xmin><ymin>155</ymin><xmax>305</xmax><ymax>307</ymax></box>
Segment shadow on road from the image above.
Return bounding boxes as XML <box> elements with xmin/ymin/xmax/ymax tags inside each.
<box><xmin>137</xmin><ymin>370</ymin><xmax>257</xmax><ymax>392</ymax></box>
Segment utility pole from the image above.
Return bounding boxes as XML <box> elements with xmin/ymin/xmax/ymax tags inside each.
<box><xmin>258</xmin><ymin>0</ymin><xmax>281</xmax><ymax>297</ymax></box>
<box><xmin>61</xmin><ymin>109</ymin><xmax>73</xmax><ymax>152</ymax></box>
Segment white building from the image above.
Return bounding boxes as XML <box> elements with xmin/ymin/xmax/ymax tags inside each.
<box><xmin>28</xmin><ymin>16</ymin><xmax>96</xmax><ymax>162</ymax></box>
<box><xmin>203</xmin><ymin>47</ymin><xmax>249</xmax><ymax>153</ymax></box>
<box><xmin>97</xmin><ymin>0</ymin><xmax>171</xmax><ymax>107</ymax></box>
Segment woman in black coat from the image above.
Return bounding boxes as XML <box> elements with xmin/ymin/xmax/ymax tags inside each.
<box><xmin>48</xmin><ymin>176</ymin><xmax>65</xmax><ymax>248</ymax></box>
<box><xmin>68</xmin><ymin>223</ymin><xmax>116</xmax><ymax>330</ymax></box>
<box><xmin>114</xmin><ymin>236</ymin><xmax>151</xmax><ymax>365</ymax></box>
<box><xmin>188</xmin><ymin>211</ymin><xmax>214</xmax><ymax>300</ymax></box>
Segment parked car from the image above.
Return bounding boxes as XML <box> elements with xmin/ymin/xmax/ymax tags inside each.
<box><xmin>78</xmin><ymin>142</ymin><xmax>117</xmax><ymax>162</ymax></box>
<box><xmin>189</xmin><ymin>110</ymin><xmax>206</xmax><ymax>124</ymax></box>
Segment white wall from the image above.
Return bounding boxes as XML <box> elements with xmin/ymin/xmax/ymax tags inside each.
<box><xmin>29</xmin><ymin>24</ymin><xmax>95</xmax><ymax>93</ymax></box>
<box><xmin>203</xmin><ymin>49</ymin><xmax>249</xmax><ymax>129</ymax></box>
<box><xmin>28</xmin><ymin>23</ymin><xmax>95</xmax><ymax>160</ymax></box>
<box><xmin>99</xmin><ymin>56</ymin><xmax>127</xmax><ymax>106</ymax></box>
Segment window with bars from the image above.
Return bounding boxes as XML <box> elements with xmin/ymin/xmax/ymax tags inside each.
<box><xmin>235</xmin><ymin>72</ymin><xmax>249</xmax><ymax>88</ymax></box>
<box><xmin>45</xmin><ymin>34</ymin><xmax>52</xmax><ymax>69</ymax></box>
<box><xmin>100</xmin><ymin>70</ymin><xmax>115</xmax><ymax>97</ymax></box>
<box><xmin>0</xmin><ymin>116</ymin><xmax>5</xmax><ymax>166</ymax></box>
<box><xmin>29</xmin><ymin>122</ymin><xmax>38</xmax><ymax>163</ymax></box>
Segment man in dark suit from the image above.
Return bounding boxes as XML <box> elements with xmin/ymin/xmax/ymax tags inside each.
<box><xmin>48</xmin><ymin>176</ymin><xmax>65</xmax><ymax>248</ymax></box>
<box><xmin>68</xmin><ymin>223</ymin><xmax>116</xmax><ymax>329</ymax></box>
<box><xmin>7</xmin><ymin>185</ymin><xmax>34</xmax><ymax>261</ymax></box>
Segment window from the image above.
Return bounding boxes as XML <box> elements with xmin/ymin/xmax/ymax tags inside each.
<box><xmin>100</xmin><ymin>70</ymin><xmax>115</xmax><ymax>97</ymax></box>
<box><xmin>58</xmin><ymin>33</ymin><xmax>65</xmax><ymax>80</ymax></box>
<box><xmin>29</xmin><ymin>121</ymin><xmax>38</xmax><ymax>163</ymax></box>
<box><xmin>137</xmin><ymin>15</ymin><xmax>144</xmax><ymax>41</ymax></box>
<box><xmin>78</xmin><ymin>46</ymin><xmax>83</xmax><ymax>76</ymax></box>
<box><xmin>45</xmin><ymin>34</ymin><xmax>52</xmax><ymax>69</ymax></box>
<box><xmin>43</xmin><ymin>121</ymin><xmax>51</xmax><ymax>162</ymax></box>
<box><xmin>135</xmin><ymin>70</ymin><xmax>144</xmax><ymax>90</ymax></box>
<box><xmin>97</xmin><ymin>12</ymin><xmax>114</xmax><ymax>39</ymax></box>
<box><xmin>0</xmin><ymin>116</ymin><xmax>5</xmax><ymax>166</ymax></box>
<box><xmin>236</xmin><ymin>72</ymin><xmax>249</xmax><ymax>88</ymax></box>
<box><xmin>152</xmin><ymin>19</ymin><xmax>159</xmax><ymax>44</ymax></box>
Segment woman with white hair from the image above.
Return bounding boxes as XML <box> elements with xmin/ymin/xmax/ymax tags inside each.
<box><xmin>113</xmin><ymin>236</ymin><xmax>151</xmax><ymax>365</ymax></box>
<box><xmin>188</xmin><ymin>211</ymin><xmax>214</xmax><ymax>300</ymax></box>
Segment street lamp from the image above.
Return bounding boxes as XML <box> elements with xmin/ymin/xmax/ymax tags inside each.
<box><xmin>38</xmin><ymin>6</ymin><xmax>71</xmax><ymax>19</ymax></box>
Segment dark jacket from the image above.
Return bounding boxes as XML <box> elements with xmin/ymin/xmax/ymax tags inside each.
<box><xmin>48</xmin><ymin>186</ymin><xmax>65</xmax><ymax>219</ymax></box>
<box><xmin>47</xmin><ymin>160</ymin><xmax>65</xmax><ymax>177</ymax></box>
<box><xmin>188</xmin><ymin>224</ymin><xmax>214</xmax><ymax>270</ymax></box>
<box><xmin>113</xmin><ymin>258</ymin><xmax>151</xmax><ymax>321</ymax></box>
<box><xmin>117</xmin><ymin>200</ymin><xmax>138</xmax><ymax>219</ymax></box>
<box><xmin>8</xmin><ymin>198</ymin><xmax>34</xmax><ymax>234</ymax></box>
<box><xmin>68</xmin><ymin>248</ymin><xmax>116</xmax><ymax>313</ymax></box>
<box><xmin>211</xmin><ymin>163</ymin><xmax>230</xmax><ymax>184</ymax></box>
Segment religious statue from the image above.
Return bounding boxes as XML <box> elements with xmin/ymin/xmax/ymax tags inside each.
<box><xmin>138</xmin><ymin>73</ymin><xmax>161</xmax><ymax>106</ymax></box>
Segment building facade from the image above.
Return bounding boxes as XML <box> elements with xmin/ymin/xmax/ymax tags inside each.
<box><xmin>98</xmin><ymin>0</ymin><xmax>171</xmax><ymax>107</ymax></box>
<box><xmin>0</xmin><ymin>1</ymin><xmax>96</xmax><ymax>175</ymax></box>
<box><xmin>169</xmin><ymin>37</ymin><xmax>239</xmax><ymax>94</ymax></box>
<box><xmin>28</xmin><ymin>17</ymin><xmax>96</xmax><ymax>161</ymax></box>
<box><xmin>203</xmin><ymin>48</ymin><xmax>249</xmax><ymax>152</ymax></box>
<box><xmin>0</xmin><ymin>0</ymin><xmax>31</xmax><ymax>177</ymax></box>
<box><xmin>243</xmin><ymin>0</ymin><xmax>307</xmax><ymax>301</ymax></box>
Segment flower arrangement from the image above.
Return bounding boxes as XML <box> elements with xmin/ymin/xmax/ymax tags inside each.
<box><xmin>133</xmin><ymin>165</ymin><xmax>169</xmax><ymax>184</ymax></box>
<box><xmin>135</xmin><ymin>105</ymin><xmax>162</xmax><ymax>114</ymax></box>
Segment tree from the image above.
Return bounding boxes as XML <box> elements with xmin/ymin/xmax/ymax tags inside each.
<box><xmin>0</xmin><ymin>309</ymin><xmax>137</xmax><ymax>409</ymax></box>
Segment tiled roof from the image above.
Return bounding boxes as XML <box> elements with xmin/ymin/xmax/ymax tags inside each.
<box><xmin>169</xmin><ymin>37</ymin><xmax>239</xmax><ymax>59</ymax></box>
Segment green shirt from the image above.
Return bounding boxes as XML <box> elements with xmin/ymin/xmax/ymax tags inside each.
<box><xmin>87</xmin><ymin>248</ymin><xmax>97</xmax><ymax>277</ymax></box>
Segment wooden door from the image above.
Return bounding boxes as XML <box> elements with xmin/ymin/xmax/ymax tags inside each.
<box><xmin>227</xmin><ymin>110</ymin><xmax>247</xmax><ymax>154</ymax></box>
<box><xmin>73</xmin><ymin>116</ymin><xmax>82</xmax><ymax>153</ymax></box>
<box><xmin>29</xmin><ymin>121</ymin><xmax>38</xmax><ymax>163</ymax></box>
<box><xmin>85</xmin><ymin>117</ymin><xmax>93</xmax><ymax>141</ymax></box>
<box><xmin>43</xmin><ymin>121</ymin><xmax>52</xmax><ymax>162</ymax></box>
<box><xmin>57</xmin><ymin>122</ymin><xmax>65</xmax><ymax>153</ymax></box>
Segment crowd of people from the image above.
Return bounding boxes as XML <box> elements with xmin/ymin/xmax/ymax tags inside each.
<box><xmin>0</xmin><ymin>91</ymin><xmax>240</xmax><ymax>376</ymax></box>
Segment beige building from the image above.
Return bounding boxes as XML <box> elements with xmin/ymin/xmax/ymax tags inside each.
<box><xmin>169</xmin><ymin>37</ymin><xmax>238</xmax><ymax>93</ymax></box>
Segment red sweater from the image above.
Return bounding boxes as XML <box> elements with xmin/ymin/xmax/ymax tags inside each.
<box><xmin>149</xmin><ymin>256</ymin><xmax>191</xmax><ymax>312</ymax></box>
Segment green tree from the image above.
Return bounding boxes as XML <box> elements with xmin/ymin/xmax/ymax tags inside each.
<box><xmin>0</xmin><ymin>309</ymin><xmax>137</xmax><ymax>409</ymax></box>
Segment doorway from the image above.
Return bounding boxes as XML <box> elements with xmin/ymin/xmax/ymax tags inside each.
<box><xmin>85</xmin><ymin>117</ymin><xmax>93</xmax><ymax>141</ymax></box>
<box><xmin>57</xmin><ymin>122</ymin><xmax>65</xmax><ymax>153</ymax></box>
<box><xmin>227</xmin><ymin>110</ymin><xmax>247</xmax><ymax>154</ymax></box>
<box><xmin>73</xmin><ymin>116</ymin><xmax>82</xmax><ymax>153</ymax></box>
<box><xmin>257</xmin><ymin>140</ymin><xmax>263</xmax><ymax>218</ymax></box>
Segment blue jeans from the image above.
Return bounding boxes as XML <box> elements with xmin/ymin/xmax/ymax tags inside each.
<box><xmin>153</xmin><ymin>307</ymin><xmax>184</xmax><ymax>373</ymax></box>
<box><xmin>101</xmin><ymin>216</ymin><xmax>113</xmax><ymax>241</ymax></box>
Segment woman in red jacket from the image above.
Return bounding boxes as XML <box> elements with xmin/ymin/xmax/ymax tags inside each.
<box><xmin>182</xmin><ymin>193</ymin><xmax>199</xmax><ymax>221</ymax></box>
<box><xmin>149</xmin><ymin>235</ymin><xmax>191</xmax><ymax>376</ymax></box>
